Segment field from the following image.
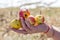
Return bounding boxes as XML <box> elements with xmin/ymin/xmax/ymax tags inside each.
<box><xmin>0</xmin><ymin>7</ymin><xmax>60</xmax><ymax>40</ymax></box>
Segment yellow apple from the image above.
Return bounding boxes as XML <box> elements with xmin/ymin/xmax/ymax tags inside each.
<box><xmin>35</xmin><ymin>15</ymin><xmax>45</xmax><ymax>26</ymax></box>
<box><xmin>10</xmin><ymin>19</ymin><xmax>22</xmax><ymax>29</ymax></box>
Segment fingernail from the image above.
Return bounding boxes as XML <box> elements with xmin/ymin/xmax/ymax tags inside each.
<box><xmin>20</xmin><ymin>17</ymin><xmax>22</xmax><ymax>18</ymax></box>
<box><xmin>25</xmin><ymin>18</ymin><xmax>27</xmax><ymax>20</ymax></box>
<box><xmin>25</xmin><ymin>19</ymin><xmax>27</xmax><ymax>22</ymax></box>
<box><xmin>20</xmin><ymin>17</ymin><xmax>23</xmax><ymax>19</ymax></box>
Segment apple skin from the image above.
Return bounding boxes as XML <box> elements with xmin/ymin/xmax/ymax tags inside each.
<box><xmin>35</xmin><ymin>15</ymin><xmax>45</xmax><ymax>26</ymax></box>
<box><xmin>19</xmin><ymin>9</ymin><xmax>30</xmax><ymax>19</ymax></box>
<box><xmin>10</xmin><ymin>19</ymin><xmax>22</xmax><ymax>29</ymax></box>
<box><xmin>27</xmin><ymin>15</ymin><xmax>36</xmax><ymax>25</ymax></box>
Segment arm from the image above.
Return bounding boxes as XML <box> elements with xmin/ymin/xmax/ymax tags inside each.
<box><xmin>46</xmin><ymin>25</ymin><xmax>60</xmax><ymax>40</ymax></box>
<box><xmin>10</xmin><ymin>17</ymin><xmax>60</xmax><ymax>40</ymax></box>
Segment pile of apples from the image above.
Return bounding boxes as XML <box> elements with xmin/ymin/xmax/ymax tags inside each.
<box><xmin>10</xmin><ymin>9</ymin><xmax>45</xmax><ymax>29</ymax></box>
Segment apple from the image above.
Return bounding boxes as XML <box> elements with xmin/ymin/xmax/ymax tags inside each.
<box><xmin>27</xmin><ymin>15</ymin><xmax>36</xmax><ymax>25</ymax></box>
<box><xmin>35</xmin><ymin>15</ymin><xmax>45</xmax><ymax>26</ymax></box>
<box><xmin>10</xmin><ymin>19</ymin><xmax>22</xmax><ymax>29</ymax></box>
<box><xmin>19</xmin><ymin>9</ymin><xmax>30</xmax><ymax>19</ymax></box>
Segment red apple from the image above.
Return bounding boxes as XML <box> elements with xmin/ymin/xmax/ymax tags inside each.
<box><xmin>19</xmin><ymin>9</ymin><xmax>30</xmax><ymax>19</ymax></box>
<box><xmin>27</xmin><ymin>15</ymin><xmax>36</xmax><ymax>25</ymax></box>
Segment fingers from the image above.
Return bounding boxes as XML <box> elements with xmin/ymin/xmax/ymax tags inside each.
<box><xmin>10</xmin><ymin>27</ymin><xmax>27</xmax><ymax>34</ymax></box>
<box><xmin>15</xmin><ymin>30</ymin><xmax>27</xmax><ymax>34</ymax></box>
<box><xmin>20</xmin><ymin>17</ymin><xmax>31</xmax><ymax>33</ymax></box>
<box><xmin>25</xmin><ymin>19</ymin><xmax>36</xmax><ymax>30</ymax></box>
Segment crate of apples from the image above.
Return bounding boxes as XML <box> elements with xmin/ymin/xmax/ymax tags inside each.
<box><xmin>10</xmin><ymin>9</ymin><xmax>45</xmax><ymax>29</ymax></box>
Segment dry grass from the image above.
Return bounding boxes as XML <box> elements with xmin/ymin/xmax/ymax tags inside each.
<box><xmin>0</xmin><ymin>7</ymin><xmax>60</xmax><ymax>40</ymax></box>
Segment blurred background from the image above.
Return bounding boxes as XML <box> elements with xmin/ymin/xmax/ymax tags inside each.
<box><xmin>0</xmin><ymin>0</ymin><xmax>60</xmax><ymax>40</ymax></box>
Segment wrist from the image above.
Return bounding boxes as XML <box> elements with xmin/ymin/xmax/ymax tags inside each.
<box><xmin>45</xmin><ymin>25</ymin><xmax>55</xmax><ymax>37</ymax></box>
<box><xmin>44</xmin><ymin>25</ymin><xmax>50</xmax><ymax>33</ymax></box>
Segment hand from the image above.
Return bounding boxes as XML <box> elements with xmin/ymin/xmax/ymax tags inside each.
<box><xmin>10</xmin><ymin>17</ymin><xmax>50</xmax><ymax>34</ymax></box>
<box><xmin>21</xmin><ymin>17</ymin><xmax>50</xmax><ymax>34</ymax></box>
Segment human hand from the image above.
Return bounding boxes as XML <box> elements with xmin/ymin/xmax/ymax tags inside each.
<box><xmin>10</xmin><ymin>17</ymin><xmax>50</xmax><ymax>34</ymax></box>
